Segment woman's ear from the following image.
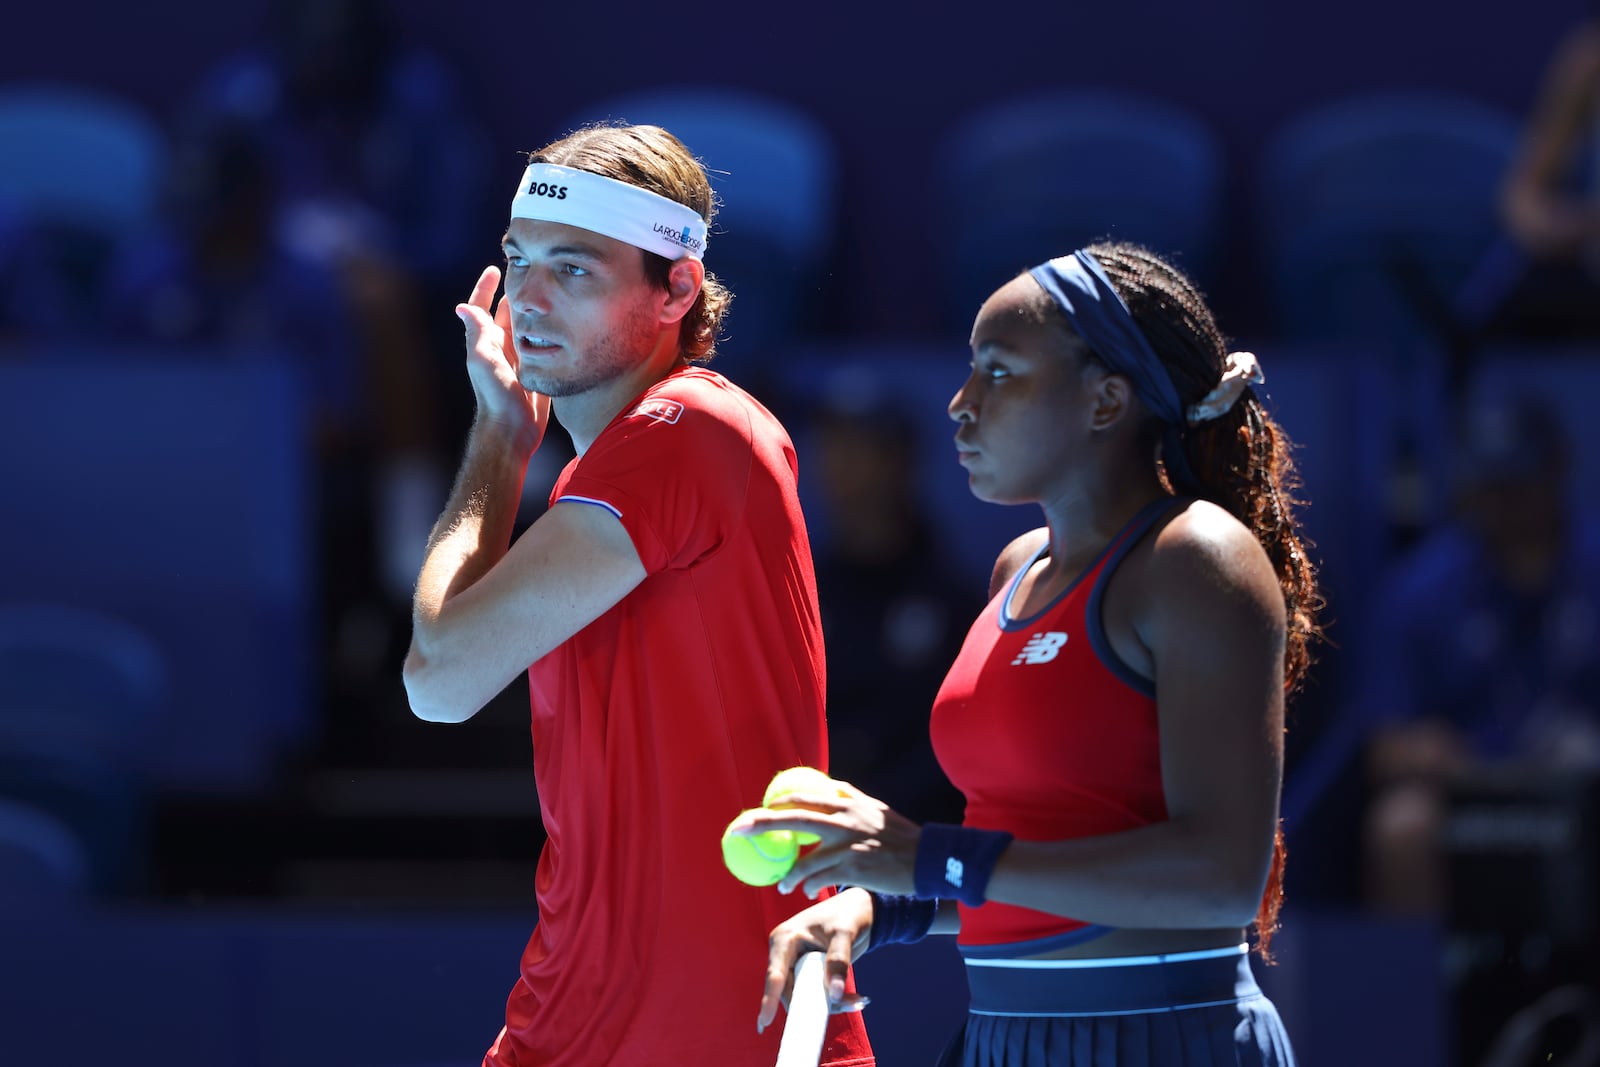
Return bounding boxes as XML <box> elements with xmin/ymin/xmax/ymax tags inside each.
<box><xmin>1088</xmin><ymin>369</ymin><xmax>1134</xmax><ymax>432</ymax></box>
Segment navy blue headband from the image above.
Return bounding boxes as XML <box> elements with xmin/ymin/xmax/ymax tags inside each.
<box><xmin>1027</xmin><ymin>250</ymin><xmax>1201</xmax><ymax>492</ymax></box>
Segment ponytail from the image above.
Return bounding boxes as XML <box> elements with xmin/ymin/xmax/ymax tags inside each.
<box><xmin>1085</xmin><ymin>242</ymin><xmax>1324</xmax><ymax>960</ymax></box>
<box><xmin>1182</xmin><ymin>392</ymin><xmax>1321</xmax><ymax>960</ymax></box>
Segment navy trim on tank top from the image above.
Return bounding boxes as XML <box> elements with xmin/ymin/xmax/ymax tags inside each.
<box><xmin>998</xmin><ymin>496</ymin><xmax>1176</xmax><ymax>632</ymax></box>
<box><xmin>999</xmin><ymin>495</ymin><xmax>1182</xmax><ymax>697</ymax></box>
<box><xmin>1085</xmin><ymin>498</ymin><xmax>1189</xmax><ymax>698</ymax></box>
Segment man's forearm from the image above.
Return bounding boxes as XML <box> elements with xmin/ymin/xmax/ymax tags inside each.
<box><xmin>413</xmin><ymin>418</ymin><xmax>536</xmax><ymax>625</ymax></box>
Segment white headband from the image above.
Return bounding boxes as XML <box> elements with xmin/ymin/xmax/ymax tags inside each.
<box><xmin>509</xmin><ymin>162</ymin><xmax>707</xmax><ymax>261</ymax></box>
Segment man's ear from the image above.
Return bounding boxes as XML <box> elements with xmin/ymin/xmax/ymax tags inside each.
<box><xmin>660</xmin><ymin>257</ymin><xmax>704</xmax><ymax>325</ymax></box>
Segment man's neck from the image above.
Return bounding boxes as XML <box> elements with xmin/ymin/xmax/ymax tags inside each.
<box><xmin>557</xmin><ymin>354</ymin><xmax>688</xmax><ymax>455</ymax></box>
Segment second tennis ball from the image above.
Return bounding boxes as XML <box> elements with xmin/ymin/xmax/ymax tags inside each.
<box><xmin>763</xmin><ymin>766</ymin><xmax>840</xmax><ymax>845</ymax></box>
<box><xmin>721</xmin><ymin>811</ymin><xmax>799</xmax><ymax>886</ymax></box>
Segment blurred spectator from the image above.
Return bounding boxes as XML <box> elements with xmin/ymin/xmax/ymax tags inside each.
<box><xmin>182</xmin><ymin>0</ymin><xmax>500</xmax><ymax>601</ymax></box>
<box><xmin>1359</xmin><ymin>393</ymin><xmax>1600</xmax><ymax>917</ymax></box>
<box><xmin>192</xmin><ymin>0</ymin><xmax>490</xmax><ymax>285</ymax></box>
<box><xmin>102</xmin><ymin>122</ymin><xmax>358</xmax><ymax>434</ymax></box>
<box><xmin>1461</xmin><ymin>12</ymin><xmax>1600</xmax><ymax>345</ymax></box>
<box><xmin>804</xmin><ymin>379</ymin><xmax>979</xmax><ymax>825</ymax></box>
<box><xmin>140</xmin><ymin>0</ymin><xmax>506</xmax><ymax>751</ymax></box>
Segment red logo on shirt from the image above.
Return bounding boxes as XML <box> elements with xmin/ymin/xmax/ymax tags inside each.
<box><xmin>630</xmin><ymin>399</ymin><xmax>684</xmax><ymax>424</ymax></box>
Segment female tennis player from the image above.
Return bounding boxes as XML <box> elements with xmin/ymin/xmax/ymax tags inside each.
<box><xmin>733</xmin><ymin>242</ymin><xmax>1321</xmax><ymax>1065</ymax></box>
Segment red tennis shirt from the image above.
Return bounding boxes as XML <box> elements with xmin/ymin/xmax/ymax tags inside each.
<box><xmin>487</xmin><ymin>367</ymin><xmax>873</xmax><ymax>1066</ymax></box>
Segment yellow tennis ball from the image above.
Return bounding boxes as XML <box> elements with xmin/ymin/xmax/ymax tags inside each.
<box><xmin>762</xmin><ymin>766</ymin><xmax>837</xmax><ymax>807</ymax></box>
<box><xmin>763</xmin><ymin>766</ymin><xmax>840</xmax><ymax>846</ymax></box>
<box><xmin>721</xmin><ymin>810</ymin><xmax>799</xmax><ymax>886</ymax></box>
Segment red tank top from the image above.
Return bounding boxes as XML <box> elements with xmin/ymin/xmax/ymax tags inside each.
<box><xmin>929</xmin><ymin>498</ymin><xmax>1174</xmax><ymax>948</ymax></box>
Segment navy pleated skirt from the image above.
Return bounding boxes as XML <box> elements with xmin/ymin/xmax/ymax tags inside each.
<box><xmin>935</xmin><ymin>945</ymin><xmax>1296</xmax><ymax>1067</ymax></box>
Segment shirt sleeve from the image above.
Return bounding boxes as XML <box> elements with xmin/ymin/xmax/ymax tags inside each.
<box><xmin>556</xmin><ymin>388</ymin><xmax>755</xmax><ymax>574</ymax></box>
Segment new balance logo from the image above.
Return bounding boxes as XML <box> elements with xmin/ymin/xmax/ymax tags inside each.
<box><xmin>1012</xmin><ymin>631</ymin><xmax>1068</xmax><ymax>665</ymax></box>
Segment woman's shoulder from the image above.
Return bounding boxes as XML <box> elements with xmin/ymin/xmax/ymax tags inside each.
<box><xmin>1152</xmin><ymin>497</ymin><xmax>1258</xmax><ymax>548</ymax></box>
<box><xmin>1144</xmin><ymin>499</ymin><xmax>1281</xmax><ymax>605</ymax></box>
<box><xmin>988</xmin><ymin>527</ymin><xmax>1050</xmax><ymax>600</ymax></box>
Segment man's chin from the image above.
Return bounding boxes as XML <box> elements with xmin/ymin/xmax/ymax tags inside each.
<box><xmin>518</xmin><ymin>373</ymin><xmax>571</xmax><ymax>398</ymax></box>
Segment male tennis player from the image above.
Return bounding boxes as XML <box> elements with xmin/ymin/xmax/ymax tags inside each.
<box><xmin>403</xmin><ymin>122</ymin><xmax>874</xmax><ymax>1066</ymax></box>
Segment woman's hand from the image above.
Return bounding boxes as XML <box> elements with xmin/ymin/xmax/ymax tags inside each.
<box><xmin>758</xmin><ymin>887</ymin><xmax>875</xmax><ymax>1034</ymax></box>
<box><xmin>727</xmin><ymin>779</ymin><xmax>922</xmax><ymax>898</ymax></box>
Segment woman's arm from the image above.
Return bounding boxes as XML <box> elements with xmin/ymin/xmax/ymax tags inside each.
<box><xmin>746</xmin><ymin>507</ymin><xmax>1286</xmax><ymax>929</ymax></box>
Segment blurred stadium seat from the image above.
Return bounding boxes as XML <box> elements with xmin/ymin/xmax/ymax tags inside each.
<box><xmin>0</xmin><ymin>796</ymin><xmax>91</xmax><ymax>905</ymax></box>
<box><xmin>1256</xmin><ymin>91</ymin><xmax>1521</xmax><ymax>348</ymax></box>
<box><xmin>0</xmin><ymin>601</ymin><xmax>167</xmax><ymax>754</ymax></box>
<box><xmin>0</xmin><ymin>354</ymin><xmax>315</xmax><ymax>794</ymax></box>
<box><xmin>934</xmin><ymin>88</ymin><xmax>1226</xmax><ymax>330</ymax></box>
<box><xmin>0</xmin><ymin>601</ymin><xmax>167</xmax><ymax>892</ymax></box>
<box><xmin>1253</xmin><ymin>342</ymin><xmax>1395</xmax><ymax>629</ymax></box>
<box><xmin>0</xmin><ymin>82</ymin><xmax>165</xmax><ymax>231</ymax></box>
<box><xmin>0</xmin><ymin>83</ymin><xmax>167</xmax><ymax>338</ymax></box>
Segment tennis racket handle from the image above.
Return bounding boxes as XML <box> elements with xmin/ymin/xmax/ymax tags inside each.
<box><xmin>775</xmin><ymin>950</ymin><xmax>830</xmax><ymax>1067</ymax></box>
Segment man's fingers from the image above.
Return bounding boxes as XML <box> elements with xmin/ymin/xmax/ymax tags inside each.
<box><xmin>468</xmin><ymin>264</ymin><xmax>501</xmax><ymax>311</ymax></box>
<box><xmin>455</xmin><ymin>302</ymin><xmax>493</xmax><ymax>339</ymax></box>
<box><xmin>494</xmin><ymin>289</ymin><xmax>512</xmax><ymax>335</ymax></box>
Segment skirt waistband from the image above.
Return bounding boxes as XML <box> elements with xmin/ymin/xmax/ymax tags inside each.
<box><xmin>963</xmin><ymin>945</ymin><xmax>1259</xmax><ymax>1017</ymax></box>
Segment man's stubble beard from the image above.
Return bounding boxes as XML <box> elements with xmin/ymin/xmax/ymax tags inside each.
<box><xmin>518</xmin><ymin>299</ymin><xmax>668</xmax><ymax>399</ymax></box>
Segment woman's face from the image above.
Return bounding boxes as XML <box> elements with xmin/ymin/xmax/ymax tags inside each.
<box><xmin>949</xmin><ymin>275</ymin><xmax>1102</xmax><ymax>505</ymax></box>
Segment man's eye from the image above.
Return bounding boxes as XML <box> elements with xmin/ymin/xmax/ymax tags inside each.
<box><xmin>560</xmin><ymin>263</ymin><xmax>588</xmax><ymax>277</ymax></box>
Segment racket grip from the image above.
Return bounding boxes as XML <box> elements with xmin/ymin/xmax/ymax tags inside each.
<box><xmin>774</xmin><ymin>950</ymin><xmax>830</xmax><ymax>1067</ymax></box>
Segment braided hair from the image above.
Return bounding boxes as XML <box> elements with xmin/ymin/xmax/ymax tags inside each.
<box><xmin>1083</xmin><ymin>241</ymin><xmax>1323</xmax><ymax>960</ymax></box>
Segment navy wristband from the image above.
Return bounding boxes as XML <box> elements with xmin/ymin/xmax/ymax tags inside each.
<box><xmin>865</xmin><ymin>892</ymin><xmax>938</xmax><ymax>953</ymax></box>
<box><xmin>913</xmin><ymin>823</ymin><xmax>1014</xmax><ymax>906</ymax></box>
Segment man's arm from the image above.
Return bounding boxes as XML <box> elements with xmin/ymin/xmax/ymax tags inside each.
<box><xmin>402</xmin><ymin>420</ymin><xmax>647</xmax><ymax>722</ymax></box>
<box><xmin>402</xmin><ymin>264</ymin><xmax>647</xmax><ymax>723</ymax></box>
